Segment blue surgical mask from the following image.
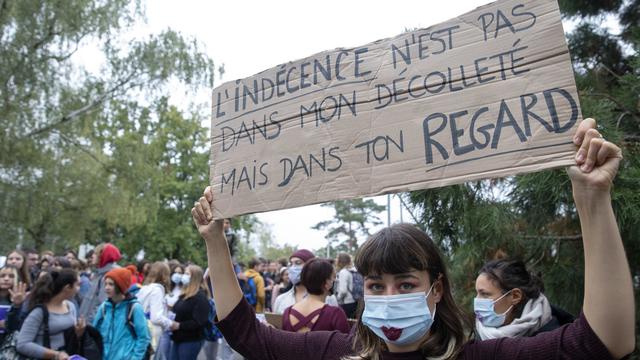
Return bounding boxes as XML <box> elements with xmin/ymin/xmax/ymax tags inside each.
<box><xmin>473</xmin><ymin>290</ymin><xmax>513</xmax><ymax>327</ymax></box>
<box><xmin>181</xmin><ymin>274</ymin><xmax>191</xmax><ymax>286</ymax></box>
<box><xmin>288</xmin><ymin>265</ymin><xmax>303</xmax><ymax>285</ymax></box>
<box><xmin>171</xmin><ymin>273</ymin><xmax>182</xmax><ymax>285</ymax></box>
<box><xmin>362</xmin><ymin>284</ymin><xmax>436</xmax><ymax>345</ymax></box>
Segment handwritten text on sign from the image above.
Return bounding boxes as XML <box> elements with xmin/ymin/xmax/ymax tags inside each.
<box><xmin>210</xmin><ymin>0</ymin><xmax>580</xmax><ymax>218</ymax></box>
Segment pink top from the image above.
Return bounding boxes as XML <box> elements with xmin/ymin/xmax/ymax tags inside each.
<box><xmin>282</xmin><ymin>304</ymin><xmax>350</xmax><ymax>334</ymax></box>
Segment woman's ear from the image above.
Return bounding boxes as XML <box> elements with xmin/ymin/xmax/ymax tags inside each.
<box><xmin>510</xmin><ymin>288</ymin><xmax>524</xmax><ymax>305</ymax></box>
<box><xmin>433</xmin><ymin>273</ymin><xmax>444</xmax><ymax>303</ymax></box>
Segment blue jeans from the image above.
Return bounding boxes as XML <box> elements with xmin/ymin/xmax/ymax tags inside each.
<box><xmin>169</xmin><ymin>340</ymin><xmax>204</xmax><ymax>360</ymax></box>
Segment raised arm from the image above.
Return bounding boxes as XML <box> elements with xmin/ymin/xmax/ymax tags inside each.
<box><xmin>192</xmin><ymin>186</ymin><xmax>243</xmax><ymax>320</ymax></box>
<box><xmin>570</xmin><ymin>118</ymin><xmax>635</xmax><ymax>358</ymax></box>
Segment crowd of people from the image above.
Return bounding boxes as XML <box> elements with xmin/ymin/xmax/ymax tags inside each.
<box><xmin>0</xmin><ymin>119</ymin><xmax>635</xmax><ymax>359</ymax></box>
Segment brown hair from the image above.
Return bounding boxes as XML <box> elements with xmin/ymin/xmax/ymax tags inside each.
<box><xmin>144</xmin><ymin>262</ymin><xmax>171</xmax><ymax>292</ymax></box>
<box><xmin>350</xmin><ymin>224</ymin><xmax>470</xmax><ymax>360</ymax></box>
<box><xmin>7</xmin><ymin>250</ymin><xmax>31</xmax><ymax>288</ymax></box>
<box><xmin>301</xmin><ymin>259</ymin><xmax>334</xmax><ymax>295</ymax></box>
<box><xmin>336</xmin><ymin>253</ymin><xmax>352</xmax><ymax>271</ymax></box>
<box><xmin>181</xmin><ymin>265</ymin><xmax>205</xmax><ymax>300</ymax></box>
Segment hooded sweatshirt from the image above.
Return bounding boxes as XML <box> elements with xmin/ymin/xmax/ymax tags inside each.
<box><xmin>79</xmin><ymin>243</ymin><xmax>121</xmax><ymax>322</ymax></box>
<box><xmin>244</xmin><ymin>269</ymin><xmax>266</xmax><ymax>313</ymax></box>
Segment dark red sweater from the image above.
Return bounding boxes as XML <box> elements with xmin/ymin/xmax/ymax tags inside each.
<box><xmin>217</xmin><ymin>298</ymin><xmax>614</xmax><ymax>360</ymax></box>
<box><xmin>282</xmin><ymin>304</ymin><xmax>350</xmax><ymax>334</ymax></box>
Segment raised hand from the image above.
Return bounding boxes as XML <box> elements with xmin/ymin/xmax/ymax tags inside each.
<box><xmin>191</xmin><ymin>186</ymin><xmax>225</xmax><ymax>244</ymax></box>
<box><xmin>569</xmin><ymin>118</ymin><xmax>622</xmax><ymax>193</ymax></box>
<box><xmin>8</xmin><ymin>281</ymin><xmax>27</xmax><ymax>306</ymax></box>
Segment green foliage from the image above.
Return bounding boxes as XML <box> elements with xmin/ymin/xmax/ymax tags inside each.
<box><xmin>313</xmin><ymin>199</ymin><xmax>385</xmax><ymax>255</ymax></box>
<box><xmin>408</xmin><ymin>0</ymin><xmax>640</xmax><ymax>338</ymax></box>
<box><xmin>0</xmin><ymin>0</ymin><xmax>218</xmax><ymax>260</ymax></box>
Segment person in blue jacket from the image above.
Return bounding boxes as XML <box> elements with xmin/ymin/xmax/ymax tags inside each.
<box><xmin>94</xmin><ymin>267</ymin><xmax>151</xmax><ymax>360</ymax></box>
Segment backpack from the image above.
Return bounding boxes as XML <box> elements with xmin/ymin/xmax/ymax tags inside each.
<box><xmin>348</xmin><ymin>269</ymin><xmax>364</xmax><ymax>301</ymax></box>
<box><xmin>0</xmin><ymin>305</ymin><xmax>50</xmax><ymax>360</ymax></box>
<box><xmin>240</xmin><ymin>277</ymin><xmax>257</xmax><ymax>306</ymax></box>
<box><xmin>203</xmin><ymin>298</ymin><xmax>223</xmax><ymax>342</ymax></box>
<box><xmin>97</xmin><ymin>300</ymin><xmax>153</xmax><ymax>360</ymax></box>
<box><xmin>63</xmin><ymin>325</ymin><xmax>104</xmax><ymax>360</ymax></box>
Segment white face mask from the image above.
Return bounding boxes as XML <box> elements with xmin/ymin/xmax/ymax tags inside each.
<box><xmin>171</xmin><ymin>273</ymin><xmax>182</xmax><ymax>285</ymax></box>
<box><xmin>474</xmin><ymin>290</ymin><xmax>513</xmax><ymax>327</ymax></box>
<box><xmin>181</xmin><ymin>274</ymin><xmax>191</xmax><ymax>286</ymax></box>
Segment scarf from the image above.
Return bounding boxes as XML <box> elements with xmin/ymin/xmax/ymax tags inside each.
<box><xmin>475</xmin><ymin>293</ymin><xmax>552</xmax><ymax>340</ymax></box>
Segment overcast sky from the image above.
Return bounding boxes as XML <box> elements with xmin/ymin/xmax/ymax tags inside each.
<box><xmin>134</xmin><ymin>0</ymin><xmax>504</xmax><ymax>252</ymax></box>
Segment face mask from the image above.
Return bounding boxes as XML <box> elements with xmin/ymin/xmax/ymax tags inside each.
<box><xmin>181</xmin><ymin>274</ymin><xmax>191</xmax><ymax>286</ymax></box>
<box><xmin>473</xmin><ymin>290</ymin><xmax>513</xmax><ymax>327</ymax></box>
<box><xmin>288</xmin><ymin>265</ymin><xmax>302</xmax><ymax>285</ymax></box>
<box><xmin>362</xmin><ymin>284</ymin><xmax>436</xmax><ymax>346</ymax></box>
<box><xmin>171</xmin><ymin>273</ymin><xmax>182</xmax><ymax>285</ymax></box>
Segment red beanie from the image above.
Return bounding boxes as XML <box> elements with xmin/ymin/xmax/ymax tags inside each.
<box><xmin>105</xmin><ymin>268</ymin><xmax>132</xmax><ymax>294</ymax></box>
<box><xmin>290</xmin><ymin>249</ymin><xmax>315</xmax><ymax>263</ymax></box>
<box><xmin>99</xmin><ymin>243</ymin><xmax>121</xmax><ymax>268</ymax></box>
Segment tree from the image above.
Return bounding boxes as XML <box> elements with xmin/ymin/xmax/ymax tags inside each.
<box><xmin>313</xmin><ymin>199</ymin><xmax>385</xmax><ymax>255</ymax></box>
<box><xmin>0</xmin><ymin>0</ymin><xmax>214</xmax><ymax>255</ymax></box>
<box><xmin>407</xmin><ymin>0</ymin><xmax>639</xmax><ymax>322</ymax></box>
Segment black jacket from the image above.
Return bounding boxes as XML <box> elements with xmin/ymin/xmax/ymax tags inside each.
<box><xmin>171</xmin><ymin>289</ymin><xmax>210</xmax><ymax>343</ymax></box>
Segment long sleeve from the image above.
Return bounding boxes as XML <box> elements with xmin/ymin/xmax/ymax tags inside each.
<box><xmin>6</xmin><ymin>304</ymin><xmax>22</xmax><ymax>333</ymax></box>
<box><xmin>461</xmin><ymin>312</ymin><xmax>615</xmax><ymax>359</ymax></box>
<box><xmin>336</xmin><ymin>269</ymin><xmax>352</xmax><ymax>304</ymax></box>
<box><xmin>256</xmin><ymin>276</ymin><xmax>266</xmax><ymax>313</ymax></box>
<box><xmin>178</xmin><ymin>294</ymin><xmax>209</xmax><ymax>331</ymax></box>
<box><xmin>16</xmin><ymin>308</ymin><xmax>47</xmax><ymax>358</ymax></box>
<box><xmin>217</xmin><ymin>297</ymin><xmax>353</xmax><ymax>360</ymax></box>
<box><xmin>331</xmin><ymin>307</ymin><xmax>351</xmax><ymax>334</ymax></box>
<box><xmin>130</xmin><ymin>303</ymin><xmax>151</xmax><ymax>360</ymax></box>
<box><xmin>148</xmin><ymin>287</ymin><xmax>173</xmax><ymax>330</ymax></box>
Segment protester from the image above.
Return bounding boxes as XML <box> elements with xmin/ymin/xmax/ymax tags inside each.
<box><xmin>169</xmin><ymin>265</ymin><xmax>209</xmax><ymax>360</ymax></box>
<box><xmin>270</xmin><ymin>267</ymin><xmax>290</xmax><ymax>311</ymax></box>
<box><xmin>335</xmin><ymin>253</ymin><xmax>358</xmax><ymax>319</ymax></box>
<box><xmin>273</xmin><ymin>249</ymin><xmax>338</xmax><ymax>314</ymax></box>
<box><xmin>166</xmin><ymin>262</ymin><xmax>185</xmax><ymax>309</ymax></box>
<box><xmin>137</xmin><ymin>261</ymin><xmax>173</xmax><ymax>358</ymax></box>
<box><xmin>64</xmin><ymin>251</ymin><xmax>77</xmax><ymax>263</ymax></box>
<box><xmin>282</xmin><ymin>259</ymin><xmax>349</xmax><ymax>333</ymax></box>
<box><xmin>80</xmin><ymin>243</ymin><xmax>121</xmax><ymax>323</ymax></box>
<box><xmin>16</xmin><ymin>269</ymin><xmax>83</xmax><ymax>360</ymax></box>
<box><xmin>24</xmin><ymin>249</ymin><xmax>40</xmax><ymax>282</ymax></box>
<box><xmin>137</xmin><ymin>260</ymin><xmax>150</xmax><ymax>284</ymax></box>
<box><xmin>473</xmin><ymin>258</ymin><xmax>574</xmax><ymax>340</ymax></box>
<box><xmin>0</xmin><ymin>265</ymin><xmax>27</xmax><ymax>344</ymax></box>
<box><xmin>93</xmin><ymin>267</ymin><xmax>150</xmax><ymax>360</ymax></box>
<box><xmin>6</xmin><ymin>250</ymin><xmax>32</xmax><ymax>290</ymax></box>
<box><xmin>192</xmin><ymin>119</ymin><xmax>634</xmax><ymax>359</ymax></box>
<box><xmin>38</xmin><ymin>255</ymin><xmax>54</xmax><ymax>276</ymax></box>
<box><xmin>244</xmin><ymin>258</ymin><xmax>266</xmax><ymax>313</ymax></box>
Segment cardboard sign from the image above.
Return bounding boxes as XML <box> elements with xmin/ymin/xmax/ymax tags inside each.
<box><xmin>210</xmin><ymin>0</ymin><xmax>580</xmax><ymax>218</ymax></box>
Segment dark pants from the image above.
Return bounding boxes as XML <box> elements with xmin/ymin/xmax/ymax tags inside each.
<box><xmin>340</xmin><ymin>302</ymin><xmax>358</xmax><ymax>319</ymax></box>
<box><xmin>170</xmin><ymin>340</ymin><xmax>204</xmax><ymax>360</ymax></box>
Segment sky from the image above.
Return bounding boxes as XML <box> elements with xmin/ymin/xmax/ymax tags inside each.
<box><xmin>133</xmin><ymin>0</ymin><xmax>502</xmax><ymax>252</ymax></box>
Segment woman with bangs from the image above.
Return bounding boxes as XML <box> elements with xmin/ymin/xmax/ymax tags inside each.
<box><xmin>5</xmin><ymin>250</ymin><xmax>32</xmax><ymax>290</ymax></box>
<box><xmin>0</xmin><ymin>265</ymin><xmax>27</xmax><ymax>344</ymax></box>
<box><xmin>191</xmin><ymin>119</ymin><xmax>635</xmax><ymax>359</ymax></box>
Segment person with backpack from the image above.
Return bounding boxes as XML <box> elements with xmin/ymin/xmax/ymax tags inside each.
<box><xmin>335</xmin><ymin>253</ymin><xmax>359</xmax><ymax>319</ymax></box>
<box><xmin>93</xmin><ymin>267</ymin><xmax>150</xmax><ymax>360</ymax></box>
<box><xmin>16</xmin><ymin>269</ymin><xmax>83</xmax><ymax>360</ymax></box>
<box><xmin>272</xmin><ymin>250</ymin><xmax>338</xmax><ymax>314</ymax></box>
<box><xmin>169</xmin><ymin>265</ymin><xmax>209</xmax><ymax>360</ymax></box>
<box><xmin>80</xmin><ymin>243</ymin><xmax>122</xmax><ymax>323</ymax></box>
<box><xmin>243</xmin><ymin>258</ymin><xmax>265</xmax><ymax>313</ymax></box>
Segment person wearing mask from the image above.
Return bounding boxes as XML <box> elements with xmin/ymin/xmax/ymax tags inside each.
<box><xmin>137</xmin><ymin>262</ymin><xmax>173</xmax><ymax>358</ymax></box>
<box><xmin>244</xmin><ymin>258</ymin><xmax>266</xmax><ymax>313</ymax></box>
<box><xmin>191</xmin><ymin>119</ymin><xmax>635</xmax><ymax>360</ymax></box>
<box><xmin>166</xmin><ymin>262</ymin><xmax>185</xmax><ymax>309</ymax></box>
<box><xmin>335</xmin><ymin>253</ymin><xmax>357</xmax><ymax>319</ymax></box>
<box><xmin>0</xmin><ymin>265</ymin><xmax>27</xmax><ymax>344</ymax></box>
<box><xmin>473</xmin><ymin>258</ymin><xmax>573</xmax><ymax>340</ymax></box>
<box><xmin>94</xmin><ymin>267</ymin><xmax>150</xmax><ymax>360</ymax></box>
<box><xmin>273</xmin><ymin>249</ymin><xmax>338</xmax><ymax>314</ymax></box>
<box><xmin>6</xmin><ymin>250</ymin><xmax>32</xmax><ymax>290</ymax></box>
<box><xmin>270</xmin><ymin>267</ymin><xmax>290</xmax><ymax>312</ymax></box>
<box><xmin>16</xmin><ymin>269</ymin><xmax>83</xmax><ymax>360</ymax></box>
<box><xmin>169</xmin><ymin>265</ymin><xmax>209</xmax><ymax>360</ymax></box>
<box><xmin>282</xmin><ymin>259</ymin><xmax>349</xmax><ymax>334</ymax></box>
<box><xmin>79</xmin><ymin>243</ymin><xmax>121</xmax><ymax>323</ymax></box>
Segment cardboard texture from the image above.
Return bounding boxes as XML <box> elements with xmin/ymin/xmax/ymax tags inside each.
<box><xmin>210</xmin><ymin>0</ymin><xmax>581</xmax><ymax>218</ymax></box>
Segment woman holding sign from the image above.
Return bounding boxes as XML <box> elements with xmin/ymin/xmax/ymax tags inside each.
<box><xmin>192</xmin><ymin>118</ymin><xmax>634</xmax><ymax>359</ymax></box>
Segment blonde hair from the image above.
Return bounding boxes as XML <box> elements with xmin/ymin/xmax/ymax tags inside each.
<box><xmin>181</xmin><ymin>265</ymin><xmax>205</xmax><ymax>300</ymax></box>
<box><xmin>144</xmin><ymin>262</ymin><xmax>171</xmax><ymax>292</ymax></box>
<box><xmin>0</xmin><ymin>265</ymin><xmax>19</xmax><ymax>288</ymax></box>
